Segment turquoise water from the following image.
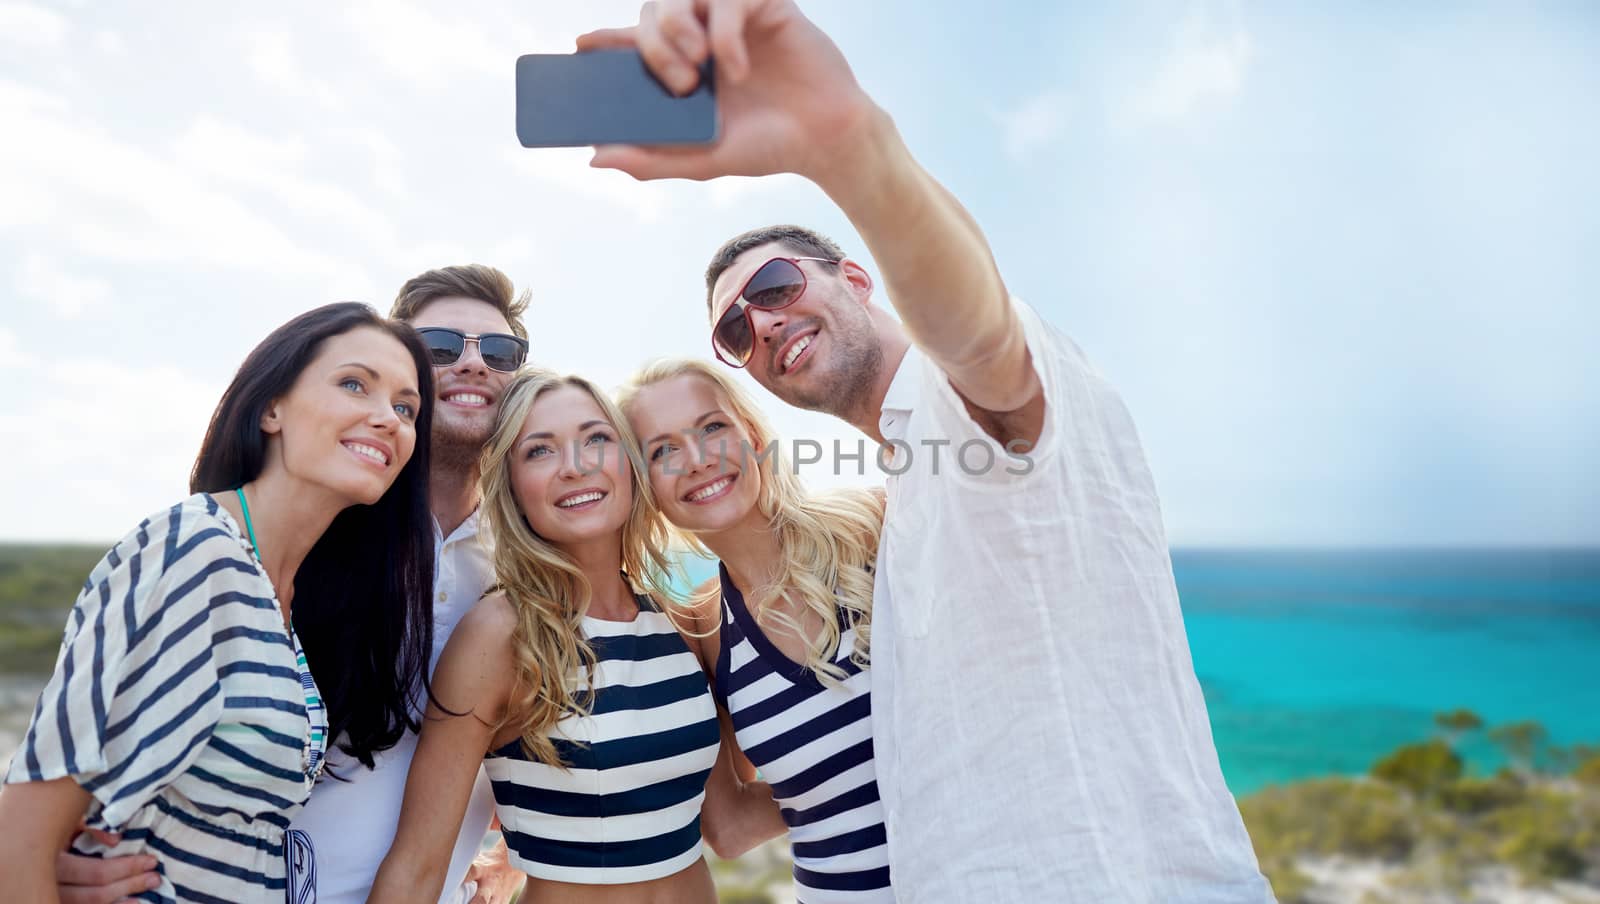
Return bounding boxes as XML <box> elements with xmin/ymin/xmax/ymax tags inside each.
<box><xmin>683</xmin><ymin>549</ymin><xmax>1600</xmax><ymax>797</ymax></box>
<box><xmin>1177</xmin><ymin>548</ymin><xmax>1600</xmax><ymax>795</ymax></box>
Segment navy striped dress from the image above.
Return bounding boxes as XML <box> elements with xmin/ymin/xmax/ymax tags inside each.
<box><xmin>484</xmin><ymin>593</ymin><xmax>720</xmax><ymax>884</ymax></box>
<box><xmin>715</xmin><ymin>565</ymin><xmax>893</xmax><ymax>902</ymax></box>
<box><xmin>4</xmin><ymin>494</ymin><xmax>327</xmax><ymax>903</ymax></box>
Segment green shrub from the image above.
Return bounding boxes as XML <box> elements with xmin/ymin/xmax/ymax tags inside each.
<box><xmin>1573</xmin><ymin>754</ymin><xmax>1600</xmax><ymax>787</ymax></box>
<box><xmin>1437</xmin><ymin>776</ymin><xmax>1525</xmax><ymax>815</ymax></box>
<box><xmin>0</xmin><ymin>543</ymin><xmax>106</xmax><ymax>676</ymax></box>
<box><xmin>1371</xmin><ymin>740</ymin><xmax>1463</xmax><ymax>796</ymax></box>
<box><xmin>1259</xmin><ymin>860</ymin><xmax>1314</xmax><ymax>904</ymax></box>
<box><xmin>1238</xmin><ymin>736</ymin><xmax>1600</xmax><ymax>897</ymax></box>
<box><xmin>1240</xmin><ymin>778</ymin><xmax>1416</xmax><ymax>862</ymax></box>
<box><xmin>1433</xmin><ymin>708</ymin><xmax>1484</xmax><ymax>746</ymax></box>
<box><xmin>1481</xmin><ymin>789</ymin><xmax>1587</xmax><ymax>882</ymax></box>
<box><xmin>1488</xmin><ymin>721</ymin><xmax>1550</xmax><ymax>775</ymax></box>
<box><xmin>1497</xmin><ymin>832</ymin><xmax>1585</xmax><ymax>881</ymax></box>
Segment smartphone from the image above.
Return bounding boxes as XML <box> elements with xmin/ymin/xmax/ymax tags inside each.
<box><xmin>514</xmin><ymin>49</ymin><xmax>717</xmax><ymax>148</ymax></box>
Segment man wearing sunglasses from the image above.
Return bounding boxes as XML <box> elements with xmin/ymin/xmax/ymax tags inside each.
<box><xmin>582</xmin><ymin>1</ymin><xmax>1274</xmax><ymax>901</ymax></box>
<box><xmin>53</xmin><ymin>266</ymin><xmax>533</xmax><ymax>904</ymax></box>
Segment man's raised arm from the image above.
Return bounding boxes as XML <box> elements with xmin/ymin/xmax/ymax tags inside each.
<box><xmin>580</xmin><ymin>0</ymin><xmax>1043</xmax><ymax>437</ymax></box>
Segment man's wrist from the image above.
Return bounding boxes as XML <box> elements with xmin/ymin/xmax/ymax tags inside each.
<box><xmin>810</xmin><ymin>103</ymin><xmax>909</xmax><ymax>206</ymax></box>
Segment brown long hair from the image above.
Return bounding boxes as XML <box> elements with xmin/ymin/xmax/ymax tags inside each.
<box><xmin>190</xmin><ymin>302</ymin><xmax>437</xmax><ymax>768</ymax></box>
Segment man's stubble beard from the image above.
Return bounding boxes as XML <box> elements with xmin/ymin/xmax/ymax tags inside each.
<box><xmin>431</xmin><ymin>416</ymin><xmax>494</xmax><ymax>475</ymax></box>
<box><xmin>783</xmin><ymin>314</ymin><xmax>884</xmax><ymax>422</ymax></box>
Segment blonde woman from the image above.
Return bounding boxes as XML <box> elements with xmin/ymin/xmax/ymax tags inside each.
<box><xmin>620</xmin><ymin>359</ymin><xmax>894</xmax><ymax>903</ymax></box>
<box><xmin>367</xmin><ymin>370</ymin><xmax>725</xmax><ymax>903</ymax></box>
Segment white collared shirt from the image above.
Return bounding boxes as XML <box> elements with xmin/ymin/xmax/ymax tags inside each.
<box><xmin>290</xmin><ymin>509</ymin><xmax>500</xmax><ymax>904</ymax></box>
<box><xmin>870</xmin><ymin>299</ymin><xmax>1275</xmax><ymax>902</ymax></box>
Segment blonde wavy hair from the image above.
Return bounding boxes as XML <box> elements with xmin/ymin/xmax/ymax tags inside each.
<box><xmin>479</xmin><ymin>369</ymin><xmax>677</xmax><ymax>767</ymax></box>
<box><xmin>617</xmin><ymin>359</ymin><xmax>884</xmax><ymax>685</ymax></box>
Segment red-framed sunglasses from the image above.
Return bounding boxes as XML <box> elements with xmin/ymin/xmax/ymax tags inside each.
<box><xmin>712</xmin><ymin>256</ymin><xmax>839</xmax><ymax>368</ymax></box>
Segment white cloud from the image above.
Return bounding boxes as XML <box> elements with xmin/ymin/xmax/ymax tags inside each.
<box><xmin>17</xmin><ymin>252</ymin><xmax>112</xmax><ymax>318</ymax></box>
<box><xmin>0</xmin><ymin>2</ymin><xmax>68</xmax><ymax>48</ymax></box>
<box><xmin>338</xmin><ymin>0</ymin><xmax>642</xmax><ymax>79</ymax></box>
<box><xmin>92</xmin><ymin>29</ymin><xmax>124</xmax><ymax>55</ymax></box>
<box><xmin>0</xmin><ymin>79</ymin><xmax>65</xmax><ymax>114</ymax></box>
<box><xmin>341</xmin><ymin>0</ymin><xmax>509</xmax><ymax>86</ymax></box>
<box><xmin>0</xmin><ymin>357</ymin><xmax>221</xmax><ymax>540</ymax></box>
<box><xmin>173</xmin><ymin>118</ymin><xmax>311</xmax><ymax>177</ymax></box>
<box><xmin>504</xmin><ymin>146</ymin><xmax>673</xmax><ymax>223</ymax></box>
<box><xmin>500</xmin><ymin>149</ymin><xmax>813</xmax><ymax>226</ymax></box>
<box><xmin>706</xmin><ymin>172</ymin><xmax>813</xmax><ymax>209</ymax></box>
<box><xmin>166</xmin><ymin>120</ymin><xmax>403</xmax><ymax>275</ymax></box>
<box><xmin>244</xmin><ymin>26</ymin><xmax>342</xmax><ymax>110</ymax></box>
<box><xmin>1128</xmin><ymin>17</ymin><xmax>1253</xmax><ymax>124</ymax></box>
<box><xmin>0</xmin><ymin>87</ymin><xmax>410</xmax><ymax>286</ymax></box>
<box><xmin>0</xmin><ymin>327</ymin><xmax>37</xmax><ymax>368</ymax></box>
<box><xmin>169</xmin><ymin>118</ymin><xmax>399</xmax><ymax>250</ymax></box>
<box><xmin>483</xmin><ymin>233</ymin><xmax>539</xmax><ymax>269</ymax></box>
<box><xmin>332</xmin><ymin>127</ymin><xmax>410</xmax><ymax>198</ymax></box>
<box><xmin>994</xmin><ymin>91</ymin><xmax>1070</xmax><ymax>161</ymax></box>
<box><xmin>0</xmin><ymin>85</ymin><xmax>65</xmax><ymax>226</ymax></box>
<box><xmin>0</xmin><ymin>176</ymin><xmax>57</xmax><ymax>228</ymax></box>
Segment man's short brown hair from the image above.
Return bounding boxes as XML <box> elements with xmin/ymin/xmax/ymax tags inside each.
<box><xmin>704</xmin><ymin>225</ymin><xmax>846</xmax><ymax>316</ymax></box>
<box><xmin>390</xmin><ymin>264</ymin><xmax>530</xmax><ymax>340</ymax></box>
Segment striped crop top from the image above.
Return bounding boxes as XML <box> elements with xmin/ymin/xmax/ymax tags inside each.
<box><xmin>715</xmin><ymin>564</ymin><xmax>894</xmax><ymax>903</ymax></box>
<box><xmin>5</xmin><ymin>494</ymin><xmax>328</xmax><ymax>904</ymax></box>
<box><xmin>483</xmin><ymin>593</ymin><xmax>720</xmax><ymax>885</ymax></box>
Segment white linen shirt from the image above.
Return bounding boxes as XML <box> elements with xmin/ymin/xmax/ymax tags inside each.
<box><xmin>290</xmin><ymin>509</ymin><xmax>500</xmax><ymax>904</ymax></box>
<box><xmin>871</xmin><ymin>299</ymin><xmax>1275</xmax><ymax>902</ymax></box>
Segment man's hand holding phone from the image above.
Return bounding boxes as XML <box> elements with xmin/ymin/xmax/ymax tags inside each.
<box><xmin>571</xmin><ymin>0</ymin><xmax>889</xmax><ymax>192</ymax></box>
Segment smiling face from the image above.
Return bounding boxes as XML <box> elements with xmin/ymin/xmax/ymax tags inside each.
<box><xmin>708</xmin><ymin>243</ymin><xmax>883</xmax><ymax>416</ymax></box>
<box><xmin>627</xmin><ymin>373</ymin><xmax>764</xmax><ymax>536</ymax></box>
<box><xmin>510</xmin><ymin>384</ymin><xmax>634</xmax><ymax>546</ymax></box>
<box><xmin>407</xmin><ymin>296</ymin><xmax>517</xmax><ymax>464</ymax></box>
<box><xmin>265</xmin><ymin>325</ymin><xmax>421</xmax><ymax>506</ymax></box>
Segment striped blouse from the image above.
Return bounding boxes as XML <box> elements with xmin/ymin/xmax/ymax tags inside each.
<box><xmin>715</xmin><ymin>565</ymin><xmax>893</xmax><ymax>903</ymax></box>
<box><xmin>484</xmin><ymin>593</ymin><xmax>720</xmax><ymax>885</ymax></box>
<box><xmin>4</xmin><ymin>494</ymin><xmax>327</xmax><ymax>904</ymax></box>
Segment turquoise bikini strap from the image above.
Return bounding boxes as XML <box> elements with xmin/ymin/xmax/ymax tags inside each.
<box><xmin>235</xmin><ymin>486</ymin><xmax>261</xmax><ymax>558</ymax></box>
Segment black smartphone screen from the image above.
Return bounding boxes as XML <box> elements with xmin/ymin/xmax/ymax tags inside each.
<box><xmin>514</xmin><ymin>49</ymin><xmax>717</xmax><ymax>148</ymax></box>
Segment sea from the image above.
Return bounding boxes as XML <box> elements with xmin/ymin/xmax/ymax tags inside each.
<box><xmin>683</xmin><ymin>546</ymin><xmax>1600</xmax><ymax>797</ymax></box>
<box><xmin>1163</xmin><ymin>548</ymin><xmax>1597</xmax><ymax>794</ymax></box>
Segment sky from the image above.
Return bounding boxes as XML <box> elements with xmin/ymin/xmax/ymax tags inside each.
<box><xmin>0</xmin><ymin>0</ymin><xmax>1595</xmax><ymax>546</ymax></box>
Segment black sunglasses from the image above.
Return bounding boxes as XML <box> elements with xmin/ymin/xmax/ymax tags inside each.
<box><xmin>415</xmin><ymin>327</ymin><xmax>529</xmax><ymax>373</ymax></box>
